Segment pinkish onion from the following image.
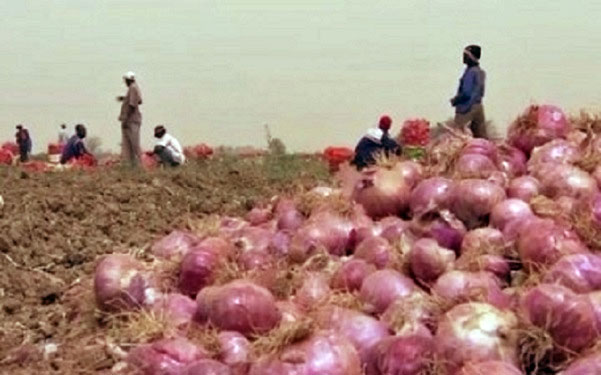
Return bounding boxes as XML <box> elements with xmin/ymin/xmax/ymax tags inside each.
<box><xmin>219</xmin><ymin>217</ymin><xmax>249</xmax><ymax>238</ymax></box>
<box><xmin>294</xmin><ymin>272</ymin><xmax>331</xmax><ymax>310</ymax></box>
<box><xmin>410</xmin><ymin>210</ymin><xmax>467</xmax><ymax>251</ymax></box>
<box><xmin>195</xmin><ymin>280</ymin><xmax>281</xmax><ymax>336</ymax></box>
<box><xmin>409</xmin><ymin>177</ymin><xmax>455</xmax><ymax>216</ymax></box>
<box><xmin>269</xmin><ymin>229</ymin><xmax>291</xmax><ymax>258</ymax></box>
<box><xmin>435</xmin><ymin>302</ymin><xmax>519</xmax><ymax>374</ymax></box>
<box><xmin>354</xmin><ymin>236</ymin><xmax>393</xmax><ymax>269</ymax></box>
<box><xmin>178</xmin><ymin>243</ymin><xmax>225</xmax><ymax>297</ymax></box>
<box><xmin>543</xmin><ymin>254</ymin><xmax>601</xmax><ymax>293</ymax></box>
<box><xmin>218</xmin><ymin>331</ymin><xmax>251</xmax><ymax>370</ymax></box>
<box><xmin>151</xmin><ymin>230</ymin><xmax>201</xmax><ymax>259</ymax></box>
<box><xmin>232</xmin><ymin>226</ymin><xmax>273</xmax><ymax>253</ymax></box>
<box><xmin>520</xmin><ymin>284</ymin><xmax>599</xmax><ymax>352</ymax></box>
<box><xmin>560</xmin><ymin>351</ymin><xmax>601</xmax><ymax>375</ymax></box>
<box><xmin>289</xmin><ymin>211</ymin><xmax>353</xmax><ymax>261</ymax></box>
<box><xmin>238</xmin><ymin>250</ymin><xmax>274</xmax><ymax>271</ymax></box>
<box><xmin>127</xmin><ymin>337</ymin><xmax>208</xmax><ymax>375</ymax></box>
<box><xmin>246</xmin><ymin>207</ymin><xmax>273</xmax><ymax>226</ymax></box>
<box><xmin>94</xmin><ymin>254</ymin><xmax>154</xmax><ymax>311</ymax></box>
<box><xmin>360</xmin><ymin>269</ymin><xmax>417</xmax><ymax>313</ymax></box>
<box><xmin>456</xmin><ymin>254</ymin><xmax>511</xmax><ymax>284</ymax></box>
<box><xmin>366</xmin><ymin>327</ymin><xmax>434</xmax><ymax>375</ymax></box>
<box><xmin>433</xmin><ymin>271</ymin><xmax>512</xmax><ymax>309</ymax></box>
<box><xmin>528</xmin><ymin>139</ymin><xmax>581</xmax><ymax>171</ymax></box>
<box><xmin>487</xmin><ymin>171</ymin><xmax>510</xmax><ymax>188</ymax></box>
<box><xmin>318</xmin><ymin>307</ymin><xmax>391</xmax><ymax>365</ymax></box>
<box><xmin>497</xmin><ymin>144</ymin><xmax>527</xmax><ymax>177</ymax></box>
<box><xmin>397</xmin><ymin>160</ymin><xmax>424</xmax><ymax>188</ymax></box>
<box><xmin>377</xmin><ymin>216</ymin><xmax>411</xmax><ymax>243</ymax></box>
<box><xmin>183</xmin><ymin>359</ymin><xmax>232</xmax><ymax>375</ymax></box>
<box><xmin>490</xmin><ymin>199</ymin><xmax>534</xmax><ymax>232</ymax></box>
<box><xmin>151</xmin><ymin>293</ymin><xmax>197</xmax><ymax>327</ymax></box>
<box><xmin>457</xmin><ymin>361</ymin><xmax>523</xmax><ymax>375</ymax></box>
<box><xmin>455</xmin><ymin>154</ymin><xmax>498</xmax><ymax>178</ymax></box>
<box><xmin>461</xmin><ymin>228</ymin><xmax>506</xmax><ymax>255</ymax></box>
<box><xmin>409</xmin><ymin>238</ymin><xmax>456</xmax><ymax>283</ymax></box>
<box><xmin>462</xmin><ymin>138</ymin><xmax>499</xmax><ymax>162</ymax></box>
<box><xmin>248</xmin><ymin>331</ymin><xmax>361</xmax><ymax>375</ymax></box>
<box><xmin>275</xmin><ymin>199</ymin><xmax>304</xmax><ymax>231</ymax></box>
<box><xmin>517</xmin><ymin>218</ymin><xmax>589</xmax><ymax>271</ymax></box>
<box><xmin>507</xmin><ymin>176</ymin><xmax>541</xmax><ymax>202</ymax></box>
<box><xmin>533</xmin><ymin>163</ymin><xmax>598</xmax><ymax>200</ymax></box>
<box><xmin>380</xmin><ymin>292</ymin><xmax>439</xmax><ymax>331</ymax></box>
<box><xmin>508</xmin><ymin>104</ymin><xmax>570</xmax><ymax>154</ymax></box>
<box><xmin>331</xmin><ymin>259</ymin><xmax>377</xmax><ymax>292</ymax></box>
<box><xmin>451</xmin><ymin>179</ymin><xmax>507</xmax><ymax>228</ymax></box>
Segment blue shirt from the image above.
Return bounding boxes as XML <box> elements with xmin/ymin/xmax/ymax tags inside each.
<box><xmin>60</xmin><ymin>135</ymin><xmax>86</xmax><ymax>164</ymax></box>
<box><xmin>452</xmin><ymin>65</ymin><xmax>486</xmax><ymax>114</ymax></box>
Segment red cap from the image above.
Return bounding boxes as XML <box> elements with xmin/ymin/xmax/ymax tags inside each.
<box><xmin>379</xmin><ymin>115</ymin><xmax>392</xmax><ymax>130</ymax></box>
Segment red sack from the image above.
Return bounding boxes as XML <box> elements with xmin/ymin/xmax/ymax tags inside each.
<box><xmin>21</xmin><ymin>161</ymin><xmax>50</xmax><ymax>173</ymax></box>
<box><xmin>323</xmin><ymin>146</ymin><xmax>354</xmax><ymax>172</ymax></box>
<box><xmin>142</xmin><ymin>151</ymin><xmax>158</xmax><ymax>169</ymax></box>
<box><xmin>184</xmin><ymin>144</ymin><xmax>214</xmax><ymax>159</ymax></box>
<box><xmin>2</xmin><ymin>142</ymin><xmax>19</xmax><ymax>155</ymax></box>
<box><xmin>48</xmin><ymin>143</ymin><xmax>64</xmax><ymax>155</ymax></box>
<box><xmin>70</xmin><ymin>154</ymin><xmax>98</xmax><ymax>170</ymax></box>
<box><xmin>401</xmin><ymin>119</ymin><xmax>431</xmax><ymax>146</ymax></box>
<box><xmin>0</xmin><ymin>148</ymin><xmax>14</xmax><ymax>165</ymax></box>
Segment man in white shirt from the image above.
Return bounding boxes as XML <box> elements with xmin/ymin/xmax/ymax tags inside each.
<box><xmin>153</xmin><ymin>125</ymin><xmax>185</xmax><ymax>167</ymax></box>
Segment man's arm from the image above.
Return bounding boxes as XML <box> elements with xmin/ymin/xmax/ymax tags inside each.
<box><xmin>451</xmin><ymin>70</ymin><xmax>477</xmax><ymax>107</ymax></box>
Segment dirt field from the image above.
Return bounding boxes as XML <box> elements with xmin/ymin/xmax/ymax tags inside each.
<box><xmin>0</xmin><ymin>155</ymin><xmax>329</xmax><ymax>374</ymax></box>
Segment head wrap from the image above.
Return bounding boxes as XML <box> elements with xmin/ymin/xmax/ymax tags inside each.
<box><xmin>365</xmin><ymin>128</ymin><xmax>384</xmax><ymax>142</ymax></box>
<box><xmin>378</xmin><ymin>115</ymin><xmax>393</xmax><ymax>131</ymax></box>
<box><xmin>464</xmin><ymin>45</ymin><xmax>482</xmax><ymax>63</ymax></box>
<box><xmin>123</xmin><ymin>71</ymin><xmax>136</xmax><ymax>80</ymax></box>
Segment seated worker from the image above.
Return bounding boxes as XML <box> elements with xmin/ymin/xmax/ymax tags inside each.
<box><xmin>60</xmin><ymin>124</ymin><xmax>91</xmax><ymax>164</ymax></box>
<box><xmin>378</xmin><ymin>115</ymin><xmax>401</xmax><ymax>156</ymax></box>
<box><xmin>153</xmin><ymin>125</ymin><xmax>185</xmax><ymax>167</ymax></box>
<box><xmin>351</xmin><ymin>127</ymin><xmax>385</xmax><ymax>170</ymax></box>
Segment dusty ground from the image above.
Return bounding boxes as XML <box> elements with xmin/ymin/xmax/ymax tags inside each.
<box><xmin>0</xmin><ymin>155</ymin><xmax>329</xmax><ymax>374</ymax></box>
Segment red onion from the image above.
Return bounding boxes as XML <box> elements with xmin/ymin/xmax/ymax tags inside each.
<box><xmin>487</xmin><ymin>171</ymin><xmax>510</xmax><ymax>188</ymax></box>
<box><xmin>178</xmin><ymin>244</ymin><xmax>225</xmax><ymax>297</ymax></box>
<box><xmin>275</xmin><ymin>199</ymin><xmax>304</xmax><ymax>231</ymax></box>
<box><xmin>269</xmin><ymin>230</ymin><xmax>291</xmax><ymax>258</ymax></box>
<box><xmin>289</xmin><ymin>211</ymin><xmax>353</xmax><ymax>261</ymax></box>
<box><xmin>248</xmin><ymin>331</ymin><xmax>361</xmax><ymax>375</ymax></box>
<box><xmin>490</xmin><ymin>199</ymin><xmax>534</xmax><ymax>232</ymax></box>
<box><xmin>455</xmin><ymin>154</ymin><xmax>498</xmax><ymax>178</ymax></box>
<box><xmin>435</xmin><ymin>302</ymin><xmax>519</xmax><ymax>374</ymax></box>
<box><xmin>433</xmin><ymin>271</ymin><xmax>512</xmax><ymax>309</ymax></box>
<box><xmin>410</xmin><ymin>210</ymin><xmax>467</xmax><ymax>251</ymax></box>
<box><xmin>409</xmin><ymin>238</ymin><xmax>456</xmax><ymax>283</ymax></box>
<box><xmin>233</xmin><ymin>226</ymin><xmax>273</xmax><ymax>253</ymax></box>
<box><xmin>151</xmin><ymin>230</ymin><xmax>201</xmax><ymax>259</ymax></box>
<box><xmin>461</xmin><ymin>228</ymin><xmax>506</xmax><ymax>255</ymax></box>
<box><xmin>351</xmin><ymin>163</ymin><xmax>415</xmax><ymax>218</ymax></box>
<box><xmin>360</xmin><ymin>270</ymin><xmax>417</xmax><ymax>313</ymax></box>
<box><xmin>451</xmin><ymin>179</ymin><xmax>507</xmax><ymax>228</ymax></box>
<box><xmin>218</xmin><ymin>331</ymin><xmax>251</xmax><ymax>371</ymax></box>
<box><xmin>195</xmin><ymin>280</ymin><xmax>281</xmax><ymax>336</ymax></box>
<box><xmin>318</xmin><ymin>307</ymin><xmax>391</xmax><ymax>364</ymax></box>
<box><xmin>507</xmin><ymin>176</ymin><xmax>541</xmax><ymax>202</ymax></box>
<box><xmin>589</xmin><ymin>291</ymin><xmax>601</xmax><ymax>332</ymax></box>
<box><xmin>377</xmin><ymin>216</ymin><xmax>411</xmax><ymax>243</ymax></box>
<box><xmin>457</xmin><ymin>361</ymin><xmax>523</xmax><ymax>375</ymax></box>
<box><xmin>456</xmin><ymin>254</ymin><xmax>511</xmax><ymax>283</ymax></box>
<box><xmin>381</xmin><ymin>291</ymin><xmax>439</xmax><ymax>331</ymax></box>
<box><xmin>508</xmin><ymin>104</ymin><xmax>570</xmax><ymax>154</ymax></box>
<box><xmin>151</xmin><ymin>293</ymin><xmax>197</xmax><ymax>327</ymax></box>
<box><xmin>294</xmin><ymin>272</ymin><xmax>331</xmax><ymax>310</ymax></box>
<box><xmin>528</xmin><ymin>139</ymin><xmax>581</xmax><ymax>170</ymax></box>
<box><xmin>366</xmin><ymin>328</ymin><xmax>434</xmax><ymax>375</ymax></box>
<box><xmin>520</xmin><ymin>284</ymin><xmax>598</xmax><ymax>352</ymax></box>
<box><xmin>354</xmin><ymin>236</ymin><xmax>393</xmax><ymax>269</ymax></box>
<box><xmin>409</xmin><ymin>177</ymin><xmax>455</xmax><ymax>216</ymax></box>
<box><xmin>238</xmin><ymin>250</ymin><xmax>274</xmax><ymax>271</ymax></box>
<box><xmin>183</xmin><ymin>359</ymin><xmax>232</xmax><ymax>375</ymax></box>
<box><xmin>560</xmin><ymin>351</ymin><xmax>601</xmax><ymax>375</ymax></box>
<box><xmin>497</xmin><ymin>144</ymin><xmax>527</xmax><ymax>177</ymax></box>
<box><xmin>462</xmin><ymin>138</ymin><xmax>499</xmax><ymax>162</ymax></box>
<box><xmin>533</xmin><ymin>163</ymin><xmax>598</xmax><ymax>200</ymax></box>
<box><xmin>517</xmin><ymin>218</ymin><xmax>589</xmax><ymax>271</ymax></box>
<box><xmin>331</xmin><ymin>259</ymin><xmax>376</xmax><ymax>292</ymax></box>
<box><xmin>543</xmin><ymin>254</ymin><xmax>601</xmax><ymax>293</ymax></box>
<box><xmin>94</xmin><ymin>254</ymin><xmax>154</xmax><ymax>311</ymax></box>
<box><xmin>246</xmin><ymin>207</ymin><xmax>273</xmax><ymax>226</ymax></box>
<box><xmin>127</xmin><ymin>337</ymin><xmax>208</xmax><ymax>375</ymax></box>
<box><xmin>219</xmin><ymin>217</ymin><xmax>249</xmax><ymax>238</ymax></box>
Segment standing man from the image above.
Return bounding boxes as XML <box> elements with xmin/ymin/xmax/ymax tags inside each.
<box><xmin>15</xmin><ymin>125</ymin><xmax>32</xmax><ymax>162</ymax></box>
<box><xmin>58</xmin><ymin>124</ymin><xmax>69</xmax><ymax>146</ymax></box>
<box><xmin>117</xmin><ymin>71</ymin><xmax>143</xmax><ymax>166</ymax></box>
<box><xmin>450</xmin><ymin>45</ymin><xmax>487</xmax><ymax>138</ymax></box>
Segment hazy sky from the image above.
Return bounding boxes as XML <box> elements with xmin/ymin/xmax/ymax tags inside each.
<box><xmin>2</xmin><ymin>1</ymin><xmax>601</xmax><ymax>152</ymax></box>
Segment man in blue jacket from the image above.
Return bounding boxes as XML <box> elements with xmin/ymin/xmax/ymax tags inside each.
<box><xmin>450</xmin><ymin>45</ymin><xmax>487</xmax><ymax>138</ymax></box>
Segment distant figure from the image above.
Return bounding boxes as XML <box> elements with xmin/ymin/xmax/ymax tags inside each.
<box><xmin>351</xmin><ymin>128</ymin><xmax>385</xmax><ymax>170</ymax></box>
<box><xmin>153</xmin><ymin>125</ymin><xmax>185</xmax><ymax>167</ymax></box>
<box><xmin>61</xmin><ymin>124</ymin><xmax>91</xmax><ymax>164</ymax></box>
<box><xmin>58</xmin><ymin>124</ymin><xmax>69</xmax><ymax>145</ymax></box>
<box><xmin>378</xmin><ymin>115</ymin><xmax>401</xmax><ymax>156</ymax></box>
<box><xmin>15</xmin><ymin>124</ymin><xmax>32</xmax><ymax>162</ymax></box>
<box><xmin>117</xmin><ymin>71</ymin><xmax>143</xmax><ymax>166</ymax></box>
<box><xmin>450</xmin><ymin>44</ymin><xmax>487</xmax><ymax>138</ymax></box>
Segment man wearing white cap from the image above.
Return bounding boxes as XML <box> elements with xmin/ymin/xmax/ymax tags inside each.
<box><xmin>117</xmin><ymin>71</ymin><xmax>143</xmax><ymax>166</ymax></box>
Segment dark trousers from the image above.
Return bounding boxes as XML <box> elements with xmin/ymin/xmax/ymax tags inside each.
<box><xmin>19</xmin><ymin>148</ymin><xmax>29</xmax><ymax>162</ymax></box>
<box><xmin>154</xmin><ymin>146</ymin><xmax>180</xmax><ymax>167</ymax></box>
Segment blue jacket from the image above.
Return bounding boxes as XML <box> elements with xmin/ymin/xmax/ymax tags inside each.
<box><xmin>60</xmin><ymin>135</ymin><xmax>86</xmax><ymax>164</ymax></box>
<box><xmin>452</xmin><ymin>65</ymin><xmax>486</xmax><ymax>114</ymax></box>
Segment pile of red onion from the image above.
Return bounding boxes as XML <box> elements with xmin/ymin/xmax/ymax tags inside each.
<box><xmin>92</xmin><ymin>104</ymin><xmax>601</xmax><ymax>375</ymax></box>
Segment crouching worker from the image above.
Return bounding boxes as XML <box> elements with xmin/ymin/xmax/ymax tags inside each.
<box><xmin>60</xmin><ymin>124</ymin><xmax>92</xmax><ymax>164</ymax></box>
<box><xmin>153</xmin><ymin>125</ymin><xmax>185</xmax><ymax>167</ymax></box>
<box><xmin>351</xmin><ymin>128</ymin><xmax>385</xmax><ymax>170</ymax></box>
<box><xmin>378</xmin><ymin>115</ymin><xmax>402</xmax><ymax>157</ymax></box>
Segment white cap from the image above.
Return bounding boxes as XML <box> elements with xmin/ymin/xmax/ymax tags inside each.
<box><xmin>123</xmin><ymin>71</ymin><xmax>136</xmax><ymax>80</ymax></box>
<box><xmin>365</xmin><ymin>128</ymin><xmax>383</xmax><ymax>142</ymax></box>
